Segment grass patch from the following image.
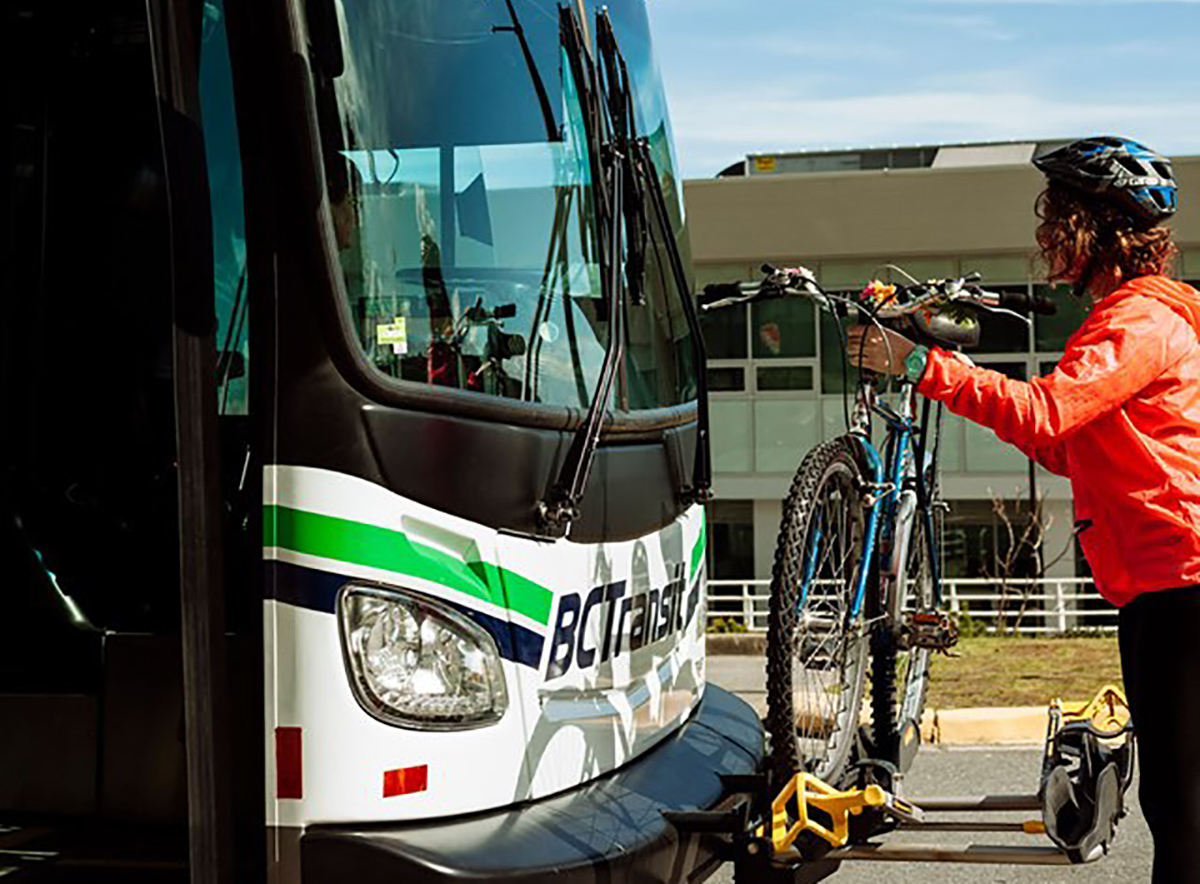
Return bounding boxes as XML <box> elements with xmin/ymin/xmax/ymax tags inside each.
<box><xmin>927</xmin><ymin>636</ymin><xmax>1122</xmax><ymax>709</ymax></box>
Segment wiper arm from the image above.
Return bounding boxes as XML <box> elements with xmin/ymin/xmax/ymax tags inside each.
<box><xmin>537</xmin><ymin>5</ymin><xmax>626</xmax><ymax>537</ymax></box>
<box><xmin>493</xmin><ymin>0</ymin><xmax>560</xmax><ymax>143</ymax></box>
<box><xmin>539</xmin><ymin>5</ymin><xmax>713</xmax><ymax>535</ymax></box>
<box><xmin>627</xmin><ymin>140</ymin><xmax>712</xmax><ymax>504</ymax></box>
<box><xmin>594</xmin><ymin>12</ymin><xmax>712</xmax><ymax>506</ymax></box>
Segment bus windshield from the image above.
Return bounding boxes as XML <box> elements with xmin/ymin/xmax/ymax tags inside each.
<box><xmin>325</xmin><ymin>0</ymin><xmax>695</xmax><ymax>411</ymax></box>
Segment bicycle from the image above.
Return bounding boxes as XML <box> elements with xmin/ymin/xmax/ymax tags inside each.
<box><xmin>701</xmin><ymin>265</ymin><xmax>1055</xmax><ymax>790</ymax></box>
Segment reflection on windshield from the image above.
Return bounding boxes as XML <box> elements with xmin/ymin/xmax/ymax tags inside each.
<box><xmin>326</xmin><ymin>0</ymin><xmax>693</xmax><ymax>410</ymax></box>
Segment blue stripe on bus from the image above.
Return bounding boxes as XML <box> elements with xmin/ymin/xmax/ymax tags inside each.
<box><xmin>265</xmin><ymin>560</ymin><xmax>545</xmax><ymax>670</ymax></box>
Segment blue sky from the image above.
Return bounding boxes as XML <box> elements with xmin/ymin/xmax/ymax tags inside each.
<box><xmin>646</xmin><ymin>0</ymin><xmax>1200</xmax><ymax>179</ymax></box>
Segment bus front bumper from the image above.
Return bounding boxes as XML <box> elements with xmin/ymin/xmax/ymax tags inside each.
<box><xmin>300</xmin><ymin>685</ymin><xmax>763</xmax><ymax>884</ymax></box>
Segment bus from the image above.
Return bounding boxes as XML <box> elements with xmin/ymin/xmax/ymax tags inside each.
<box><xmin>0</xmin><ymin>0</ymin><xmax>762</xmax><ymax>880</ymax></box>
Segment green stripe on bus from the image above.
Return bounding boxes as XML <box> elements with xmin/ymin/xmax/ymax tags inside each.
<box><xmin>690</xmin><ymin>513</ymin><xmax>707</xmax><ymax>580</ymax></box>
<box><xmin>263</xmin><ymin>505</ymin><xmax>553</xmax><ymax>625</ymax></box>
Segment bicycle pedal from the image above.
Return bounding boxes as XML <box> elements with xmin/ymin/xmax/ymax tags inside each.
<box><xmin>899</xmin><ymin>608</ymin><xmax>959</xmax><ymax>652</ymax></box>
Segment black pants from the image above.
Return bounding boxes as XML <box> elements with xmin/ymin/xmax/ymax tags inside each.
<box><xmin>1120</xmin><ymin>585</ymin><xmax>1200</xmax><ymax>884</ymax></box>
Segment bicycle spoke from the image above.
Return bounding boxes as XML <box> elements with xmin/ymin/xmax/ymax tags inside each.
<box><xmin>768</xmin><ymin>440</ymin><xmax>870</xmax><ymax>784</ymax></box>
<box><xmin>788</xmin><ymin>470</ymin><xmax>863</xmax><ymax>768</ymax></box>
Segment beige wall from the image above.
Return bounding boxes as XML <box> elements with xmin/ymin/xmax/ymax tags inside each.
<box><xmin>684</xmin><ymin>156</ymin><xmax>1200</xmax><ymax>267</ymax></box>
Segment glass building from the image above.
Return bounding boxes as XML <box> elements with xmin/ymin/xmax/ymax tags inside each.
<box><xmin>684</xmin><ymin>141</ymin><xmax>1200</xmax><ymax>585</ymax></box>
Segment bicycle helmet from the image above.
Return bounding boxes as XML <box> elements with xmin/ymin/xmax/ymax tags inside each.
<box><xmin>1033</xmin><ymin>136</ymin><xmax>1177</xmax><ymax>228</ymax></box>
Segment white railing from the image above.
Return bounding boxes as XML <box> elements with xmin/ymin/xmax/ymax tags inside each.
<box><xmin>706</xmin><ymin>577</ymin><xmax>1114</xmax><ymax>635</ymax></box>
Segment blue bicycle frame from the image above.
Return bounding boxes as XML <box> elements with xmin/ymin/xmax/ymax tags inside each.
<box><xmin>841</xmin><ymin>380</ymin><xmax>943</xmax><ymax>622</ymax></box>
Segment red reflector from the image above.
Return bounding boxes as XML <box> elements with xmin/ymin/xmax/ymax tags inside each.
<box><xmin>383</xmin><ymin>765</ymin><xmax>428</xmax><ymax>798</ymax></box>
<box><xmin>275</xmin><ymin>727</ymin><xmax>303</xmax><ymax>799</ymax></box>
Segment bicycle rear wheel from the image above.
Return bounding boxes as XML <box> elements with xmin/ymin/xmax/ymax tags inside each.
<box><xmin>766</xmin><ymin>438</ymin><xmax>870</xmax><ymax>786</ymax></box>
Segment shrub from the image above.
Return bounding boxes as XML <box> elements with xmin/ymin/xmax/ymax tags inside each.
<box><xmin>707</xmin><ymin>616</ymin><xmax>748</xmax><ymax>634</ymax></box>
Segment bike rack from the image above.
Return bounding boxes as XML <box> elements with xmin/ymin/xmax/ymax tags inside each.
<box><xmin>665</xmin><ymin>685</ymin><xmax>1134</xmax><ymax>882</ymax></box>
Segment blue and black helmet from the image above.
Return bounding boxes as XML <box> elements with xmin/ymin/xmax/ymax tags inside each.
<box><xmin>1033</xmin><ymin>136</ymin><xmax>1177</xmax><ymax>228</ymax></box>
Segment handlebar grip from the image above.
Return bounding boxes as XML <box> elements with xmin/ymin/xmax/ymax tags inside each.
<box><xmin>998</xmin><ymin>290</ymin><xmax>1058</xmax><ymax>316</ymax></box>
<box><xmin>1031</xmin><ymin>294</ymin><xmax>1057</xmax><ymax>316</ymax></box>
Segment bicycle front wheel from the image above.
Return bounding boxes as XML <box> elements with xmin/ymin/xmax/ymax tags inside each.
<box><xmin>870</xmin><ymin>507</ymin><xmax>935</xmax><ymax>771</ymax></box>
<box><xmin>766</xmin><ymin>438</ymin><xmax>869</xmax><ymax>786</ymax></box>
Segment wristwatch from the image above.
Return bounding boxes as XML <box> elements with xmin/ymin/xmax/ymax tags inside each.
<box><xmin>904</xmin><ymin>345</ymin><xmax>930</xmax><ymax>384</ymax></box>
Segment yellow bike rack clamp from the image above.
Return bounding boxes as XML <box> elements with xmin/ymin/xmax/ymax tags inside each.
<box><xmin>1053</xmin><ymin>684</ymin><xmax>1131</xmax><ymax>737</ymax></box>
<box><xmin>770</xmin><ymin>773</ymin><xmax>887</xmax><ymax>852</ymax></box>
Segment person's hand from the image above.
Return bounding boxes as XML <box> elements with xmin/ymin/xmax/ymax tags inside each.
<box><xmin>844</xmin><ymin>325</ymin><xmax>918</xmax><ymax>376</ymax></box>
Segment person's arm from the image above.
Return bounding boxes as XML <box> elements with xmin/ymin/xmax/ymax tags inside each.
<box><xmin>916</xmin><ymin>296</ymin><xmax>1192</xmax><ymax>453</ymax></box>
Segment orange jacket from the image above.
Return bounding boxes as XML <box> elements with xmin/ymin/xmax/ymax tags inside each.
<box><xmin>918</xmin><ymin>276</ymin><xmax>1200</xmax><ymax>607</ymax></box>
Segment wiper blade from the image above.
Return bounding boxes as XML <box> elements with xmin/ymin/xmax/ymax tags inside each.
<box><xmin>595</xmin><ymin>14</ymin><xmax>646</xmax><ymax>309</ymax></box>
<box><xmin>537</xmin><ymin>5</ymin><xmax>625</xmax><ymax>537</ymax></box>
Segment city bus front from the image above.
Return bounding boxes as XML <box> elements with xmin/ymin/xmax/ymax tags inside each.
<box><xmin>239</xmin><ymin>0</ymin><xmax>764</xmax><ymax>878</ymax></box>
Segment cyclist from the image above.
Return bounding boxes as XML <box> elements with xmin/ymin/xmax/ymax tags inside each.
<box><xmin>848</xmin><ymin>136</ymin><xmax>1200</xmax><ymax>883</ymax></box>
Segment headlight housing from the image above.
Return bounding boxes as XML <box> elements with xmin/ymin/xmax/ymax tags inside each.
<box><xmin>338</xmin><ymin>584</ymin><xmax>508</xmax><ymax>730</ymax></box>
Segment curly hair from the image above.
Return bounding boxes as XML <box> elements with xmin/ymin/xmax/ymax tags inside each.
<box><xmin>1035</xmin><ymin>183</ymin><xmax>1176</xmax><ymax>289</ymax></box>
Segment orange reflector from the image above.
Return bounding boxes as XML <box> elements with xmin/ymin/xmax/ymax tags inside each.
<box><xmin>383</xmin><ymin>765</ymin><xmax>428</xmax><ymax>798</ymax></box>
<box><xmin>275</xmin><ymin>727</ymin><xmax>303</xmax><ymax>799</ymax></box>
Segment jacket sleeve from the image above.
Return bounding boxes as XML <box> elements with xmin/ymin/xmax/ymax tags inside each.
<box><xmin>1026</xmin><ymin>441</ymin><xmax>1070</xmax><ymax>477</ymax></box>
<box><xmin>917</xmin><ymin>296</ymin><xmax>1192</xmax><ymax>456</ymax></box>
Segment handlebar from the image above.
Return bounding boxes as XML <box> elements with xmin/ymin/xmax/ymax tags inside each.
<box><xmin>699</xmin><ymin>265</ymin><xmax>1057</xmax><ymax>318</ymax></box>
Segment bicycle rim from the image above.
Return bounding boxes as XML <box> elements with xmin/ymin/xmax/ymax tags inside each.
<box><xmin>767</xmin><ymin>440</ymin><xmax>869</xmax><ymax>785</ymax></box>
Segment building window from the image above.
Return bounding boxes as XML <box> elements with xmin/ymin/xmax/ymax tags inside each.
<box><xmin>942</xmin><ymin>499</ymin><xmax>1040</xmax><ymax>582</ymax></box>
<box><xmin>706</xmin><ymin>500</ymin><xmax>754</xmax><ymax>579</ymax></box>
<box><xmin>819</xmin><ymin>309</ymin><xmax>859</xmax><ymax>395</ymax></box>
<box><xmin>699</xmin><ymin>300</ymin><xmax>818</xmax><ymax>395</ymax></box>
<box><xmin>1034</xmin><ymin>283</ymin><xmax>1091</xmax><ymax>352</ymax></box>
<box><xmin>701</xmin><ymin>305</ymin><xmax>748</xmax><ymax>361</ymax></box>
<box><xmin>708</xmin><ymin>366</ymin><xmax>745</xmax><ymax>392</ymax></box>
<box><xmin>975</xmin><ymin>284</ymin><xmax>1031</xmax><ymax>353</ymax></box>
<box><xmin>751</xmin><ymin>298</ymin><xmax>816</xmax><ymax>359</ymax></box>
<box><xmin>756</xmin><ymin>365</ymin><xmax>814</xmax><ymax>392</ymax></box>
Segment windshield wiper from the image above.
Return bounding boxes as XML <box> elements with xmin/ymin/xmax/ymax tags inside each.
<box><xmin>493</xmin><ymin>0</ymin><xmax>560</xmax><ymax>143</ymax></box>
<box><xmin>594</xmin><ymin>11</ymin><xmax>712</xmax><ymax>506</ymax></box>
<box><xmin>537</xmin><ymin>5</ymin><xmax>626</xmax><ymax>536</ymax></box>
<box><xmin>538</xmin><ymin>5</ymin><xmax>712</xmax><ymax>537</ymax></box>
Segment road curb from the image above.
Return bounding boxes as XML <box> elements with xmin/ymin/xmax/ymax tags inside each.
<box><xmin>919</xmin><ymin>706</ymin><xmax>1047</xmax><ymax>746</ymax></box>
<box><xmin>705</xmin><ymin>650</ymin><xmax>1057</xmax><ymax>746</ymax></box>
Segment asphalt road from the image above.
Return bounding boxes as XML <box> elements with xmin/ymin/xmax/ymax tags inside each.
<box><xmin>706</xmin><ymin>656</ymin><xmax>1153</xmax><ymax>884</ymax></box>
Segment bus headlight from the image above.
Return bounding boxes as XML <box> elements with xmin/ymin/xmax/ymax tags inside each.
<box><xmin>338</xmin><ymin>585</ymin><xmax>508</xmax><ymax>729</ymax></box>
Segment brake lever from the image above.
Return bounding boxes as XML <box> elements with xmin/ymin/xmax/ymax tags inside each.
<box><xmin>968</xmin><ymin>300</ymin><xmax>1032</xmax><ymax>326</ymax></box>
<box><xmin>699</xmin><ymin>280</ymin><xmax>787</xmax><ymax>313</ymax></box>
